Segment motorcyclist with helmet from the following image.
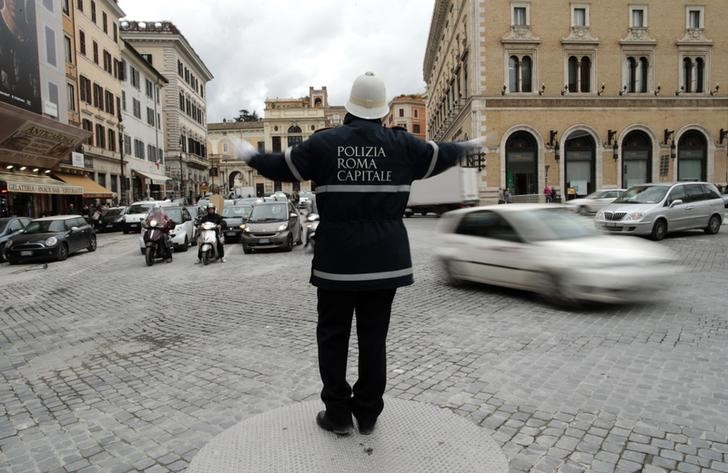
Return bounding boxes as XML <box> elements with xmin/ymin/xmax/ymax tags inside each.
<box><xmin>144</xmin><ymin>203</ymin><xmax>174</xmax><ymax>262</ymax></box>
<box><xmin>195</xmin><ymin>203</ymin><xmax>225</xmax><ymax>263</ymax></box>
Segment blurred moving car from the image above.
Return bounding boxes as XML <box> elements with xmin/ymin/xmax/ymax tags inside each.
<box><xmin>594</xmin><ymin>182</ymin><xmax>724</xmax><ymax>240</ymax></box>
<box><xmin>241</xmin><ymin>201</ymin><xmax>303</xmax><ymax>253</ymax></box>
<box><xmin>0</xmin><ymin>216</ymin><xmax>32</xmax><ymax>261</ymax></box>
<box><xmin>137</xmin><ymin>206</ymin><xmax>195</xmax><ymax>252</ymax></box>
<box><xmin>122</xmin><ymin>201</ymin><xmax>165</xmax><ymax>234</ymax></box>
<box><xmin>436</xmin><ymin>204</ymin><xmax>675</xmax><ymax>304</ymax></box>
<box><xmin>5</xmin><ymin>216</ymin><xmax>96</xmax><ymax>263</ymax></box>
<box><xmin>566</xmin><ymin>189</ymin><xmax>625</xmax><ymax>215</ymax></box>
<box><xmin>221</xmin><ymin>205</ymin><xmax>252</xmax><ymax>242</ymax></box>
<box><xmin>98</xmin><ymin>206</ymin><xmax>126</xmax><ymax>232</ymax></box>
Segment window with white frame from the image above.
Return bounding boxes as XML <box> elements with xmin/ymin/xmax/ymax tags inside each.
<box><xmin>625</xmin><ymin>56</ymin><xmax>650</xmax><ymax>93</ymax></box>
<box><xmin>512</xmin><ymin>4</ymin><xmax>529</xmax><ymax>26</ymax></box>
<box><xmin>687</xmin><ymin>7</ymin><xmax>704</xmax><ymax>29</ymax></box>
<box><xmin>508</xmin><ymin>55</ymin><xmax>533</xmax><ymax>93</ymax></box>
<box><xmin>567</xmin><ymin>54</ymin><xmax>593</xmax><ymax>93</ymax></box>
<box><xmin>629</xmin><ymin>5</ymin><xmax>647</xmax><ymax>28</ymax></box>
<box><xmin>681</xmin><ymin>55</ymin><xmax>707</xmax><ymax>93</ymax></box>
<box><xmin>571</xmin><ymin>5</ymin><xmax>589</xmax><ymax>27</ymax></box>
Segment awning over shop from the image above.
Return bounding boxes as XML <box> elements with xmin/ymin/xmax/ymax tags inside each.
<box><xmin>0</xmin><ymin>102</ymin><xmax>91</xmax><ymax>169</ymax></box>
<box><xmin>0</xmin><ymin>171</ymin><xmax>83</xmax><ymax>195</ymax></box>
<box><xmin>54</xmin><ymin>173</ymin><xmax>113</xmax><ymax>198</ymax></box>
<box><xmin>132</xmin><ymin>169</ymin><xmax>171</xmax><ymax>185</ymax></box>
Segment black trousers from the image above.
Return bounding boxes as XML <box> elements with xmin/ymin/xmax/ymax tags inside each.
<box><xmin>316</xmin><ymin>287</ymin><xmax>396</xmax><ymax>426</ymax></box>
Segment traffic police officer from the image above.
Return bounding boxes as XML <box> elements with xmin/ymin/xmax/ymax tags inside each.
<box><xmin>236</xmin><ymin>72</ymin><xmax>484</xmax><ymax>435</ymax></box>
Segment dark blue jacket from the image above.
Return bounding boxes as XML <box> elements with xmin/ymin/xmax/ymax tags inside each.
<box><xmin>249</xmin><ymin>115</ymin><xmax>467</xmax><ymax>290</ymax></box>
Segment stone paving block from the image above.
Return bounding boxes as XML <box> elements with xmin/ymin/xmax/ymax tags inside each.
<box><xmin>711</xmin><ymin>461</ymin><xmax>728</xmax><ymax>472</ymax></box>
<box><xmin>677</xmin><ymin>461</ymin><xmax>702</xmax><ymax>473</ymax></box>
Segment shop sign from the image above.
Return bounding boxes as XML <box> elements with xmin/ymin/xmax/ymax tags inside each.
<box><xmin>72</xmin><ymin>152</ymin><xmax>84</xmax><ymax>168</ymax></box>
<box><xmin>6</xmin><ymin>181</ymin><xmax>82</xmax><ymax>195</ymax></box>
<box><xmin>0</xmin><ymin>122</ymin><xmax>78</xmax><ymax>159</ymax></box>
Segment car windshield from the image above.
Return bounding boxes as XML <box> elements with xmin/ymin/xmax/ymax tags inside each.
<box><xmin>127</xmin><ymin>204</ymin><xmax>153</xmax><ymax>214</ymax></box>
<box><xmin>24</xmin><ymin>220</ymin><xmax>66</xmax><ymax>233</ymax></box>
<box><xmin>104</xmin><ymin>208</ymin><xmax>123</xmax><ymax>217</ymax></box>
<box><xmin>507</xmin><ymin>208</ymin><xmax>600</xmax><ymax>242</ymax></box>
<box><xmin>163</xmin><ymin>209</ymin><xmax>182</xmax><ymax>222</ymax></box>
<box><xmin>586</xmin><ymin>191</ymin><xmax>610</xmax><ymax>199</ymax></box>
<box><xmin>223</xmin><ymin>206</ymin><xmax>251</xmax><ymax>218</ymax></box>
<box><xmin>248</xmin><ymin>204</ymin><xmax>289</xmax><ymax>222</ymax></box>
<box><xmin>613</xmin><ymin>185</ymin><xmax>668</xmax><ymax>204</ymax></box>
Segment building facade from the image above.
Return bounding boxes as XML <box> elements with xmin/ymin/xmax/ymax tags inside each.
<box><xmin>424</xmin><ymin>0</ymin><xmax>728</xmax><ymax>202</ymax></box>
<box><xmin>120</xmin><ymin>40</ymin><xmax>168</xmax><ymax>202</ymax></box>
<box><xmin>120</xmin><ymin>21</ymin><xmax>213</xmax><ymax>203</ymax></box>
<box><xmin>207</xmin><ymin>87</ymin><xmax>346</xmax><ymax>197</ymax></box>
<box><xmin>72</xmin><ymin>0</ymin><xmax>126</xmax><ymax>200</ymax></box>
<box><xmin>385</xmin><ymin>94</ymin><xmax>427</xmax><ymax>140</ymax></box>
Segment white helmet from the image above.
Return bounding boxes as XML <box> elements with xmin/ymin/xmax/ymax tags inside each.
<box><xmin>345</xmin><ymin>72</ymin><xmax>389</xmax><ymax>120</ymax></box>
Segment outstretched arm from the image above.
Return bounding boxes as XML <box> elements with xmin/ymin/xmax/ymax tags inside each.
<box><xmin>234</xmin><ymin>139</ymin><xmax>313</xmax><ymax>183</ymax></box>
<box><xmin>410</xmin><ymin>136</ymin><xmax>486</xmax><ymax>180</ymax></box>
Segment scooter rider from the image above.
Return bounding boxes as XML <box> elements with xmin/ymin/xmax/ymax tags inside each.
<box><xmin>196</xmin><ymin>203</ymin><xmax>225</xmax><ymax>263</ymax></box>
<box><xmin>234</xmin><ymin>71</ymin><xmax>485</xmax><ymax>436</ymax></box>
<box><xmin>144</xmin><ymin>203</ymin><xmax>173</xmax><ymax>262</ymax></box>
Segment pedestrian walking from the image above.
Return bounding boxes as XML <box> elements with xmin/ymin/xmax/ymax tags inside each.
<box><xmin>543</xmin><ymin>184</ymin><xmax>553</xmax><ymax>203</ymax></box>
<box><xmin>235</xmin><ymin>72</ymin><xmax>484</xmax><ymax>436</ymax></box>
<box><xmin>504</xmin><ymin>187</ymin><xmax>512</xmax><ymax>204</ymax></box>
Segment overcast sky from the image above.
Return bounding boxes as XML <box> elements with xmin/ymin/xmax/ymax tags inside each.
<box><xmin>119</xmin><ymin>0</ymin><xmax>435</xmax><ymax>123</ymax></box>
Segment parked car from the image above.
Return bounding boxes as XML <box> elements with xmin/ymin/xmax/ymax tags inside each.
<box><xmin>436</xmin><ymin>205</ymin><xmax>676</xmax><ymax>305</ymax></box>
<box><xmin>137</xmin><ymin>206</ymin><xmax>195</xmax><ymax>253</ymax></box>
<box><xmin>0</xmin><ymin>216</ymin><xmax>32</xmax><ymax>261</ymax></box>
<box><xmin>221</xmin><ymin>205</ymin><xmax>252</xmax><ymax>242</ymax></box>
<box><xmin>122</xmin><ymin>201</ymin><xmax>166</xmax><ymax>234</ymax></box>
<box><xmin>5</xmin><ymin>216</ymin><xmax>96</xmax><ymax>263</ymax></box>
<box><xmin>98</xmin><ymin>206</ymin><xmax>126</xmax><ymax>232</ymax></box>
<box><xmin>594</xmin><ymin>182</ymin><xmax>724</xmax><ymax>240</ymax></box>
<box><xmin>241</xmin><ymin>201</ymin><xmax>303</xmax><ymax>253</ymax></box>
<box><xmin>566</xmin><ymin>189</ymin><xmax>625</xmax><ymax>215</ymax></box>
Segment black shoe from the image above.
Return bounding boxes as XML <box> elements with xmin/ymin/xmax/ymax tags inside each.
<box><xmin>356</xmin><ymin>417</ymin><xmax>376</xmax><ymax>435</ymax></box>
<box><xmin>315</xmin><ymin>411</ymin><xmax>353</xmax><ymax>436</ymax></box>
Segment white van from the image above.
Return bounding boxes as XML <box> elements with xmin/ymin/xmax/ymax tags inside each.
<box><xmin>122</xmin><ymin>201</ymin><xmax>167</xmax><ymax>234</ymax></box>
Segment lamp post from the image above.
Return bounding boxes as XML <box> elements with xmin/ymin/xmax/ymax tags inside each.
<box><xmin>179</xmin><ymin>152</ymin><xmax>186</xmax><ymax>201</ymax></box>
<box><xmin>117</xmin><ymin>122</ymin><xmax>127</xmax><ymax>205</ymax></box>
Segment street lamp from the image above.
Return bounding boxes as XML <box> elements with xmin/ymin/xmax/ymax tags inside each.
<box><xmin>117</xmin><ymin>122</ymin><xmax>127</xmax><ymax>205</ymax></box>
<box><xmin>179</xmin><ymin>152</ymin><xmax>186</xmax><ymax>200</ymax></box>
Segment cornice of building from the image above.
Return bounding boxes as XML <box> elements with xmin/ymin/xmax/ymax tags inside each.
<box><xmin>103</xmin><ymin>0</ymin><xmax>125</xmax><ymax>19</ymax></box>
<box><xmin>119</xmin><ymin>21</ymin><xmax>214</xmax><ymax>81</ymax></box>
<box><xmin>208</xmin><ymin>121</ymin><xmax>264</xmax><ymax>131</ymax></box>
<box><xmin>121</xmin><ymin>40</ymin><xmax>168</xmax><ymax>85</ymax></box>
<box><xmin>423</xmin><ymin>0</ymin><xmax>450</xmax><ymax>82</ymax></box>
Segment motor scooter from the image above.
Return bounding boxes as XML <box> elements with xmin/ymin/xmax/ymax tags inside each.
<box><xmin>196</xmin><ymin>220</ymin><xmax>224</xmax><ymax>265</ymax></box>
<box><xmin>304</xmin><ymin>213</ymin><xmax>319</xmax><ymax>250</ymax></box>
<box><xmin>142</xmin><ymin>218</ymin><xmax>173</xmax><ymax>266</ymax></box>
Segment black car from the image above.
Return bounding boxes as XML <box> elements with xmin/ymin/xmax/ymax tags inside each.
<box><xmin>241</xmin><ymin>201</ymin><xmax>303</xmax><ymax>253</ymax></box>
<box><xmin>98</xmin><ymin>206</ymin><xmax>126</xmax><ymax>232</ymax></box>
<box><xmin>0</xmin><ymin>216</ymin><xmax>32</xmax><ymax>262</ymax></box>
<box><xmin>5</xmin><ymin>216</ymin><xmax>96</xmax><ymax>263</ymax></box>
<box><xmin>221</xmin><ymin>205</ymin><xmax>252</xmax><ymax>242</ymax></box>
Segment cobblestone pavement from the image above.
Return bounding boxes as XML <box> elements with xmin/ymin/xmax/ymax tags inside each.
<box><xmin>1</xmin><ymin>219</ymin><xmax>727</xmax><ymax>473</ymax></box>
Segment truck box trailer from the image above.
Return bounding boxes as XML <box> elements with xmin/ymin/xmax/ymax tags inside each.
<box><xmin>405</xmin><ymin>166</ymin><xmax>480</xmax><ymax>217</ymax></box>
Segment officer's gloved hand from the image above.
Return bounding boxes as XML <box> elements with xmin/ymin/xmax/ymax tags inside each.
<box><xmin>458</xmin><ymin>136</ymin><xmax>487</xmax><ymax>151</ymax></box>
<box><xmin>233</xmin><ymin>139</ymin><xmax>257</xmax><ymax>163</ymax></box>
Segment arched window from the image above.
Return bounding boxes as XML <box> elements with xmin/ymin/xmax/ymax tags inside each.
<box><xmin>580</xmin><ymin>57</ymin><xmax>591</xmax><ymax>92</ymax></box>
<box><xmin>639</xmin><ymin>57</ymin><xmax>649</xmax><ymax>93</ymax></box>
<box><xmin>627</xmin><ymin>57</ymin><xmax>637</xmax><ymax>93</ymax></box>
<box><xmin>565</xmin><ymin>131</ymin><xmax>596</xmax><ymax>197</ymax></box>
<box><xmin>508</xmin><ymin>56</ymin><xmax>519</xmax><ymax>92</ymax></box>
<box><xmin>696</xmin><ymin>58</ymin><xmax>704</xmax><ymax>93</ymax></box>
<box><xmin>678</xmin><ymin>130</ymin><xmax>707</xmax><ymax>181</ymax></box>
<box><xmin>683</xmin><ymin>58</ymin><xmax>693</xmax><ymax>93</ymax></box>
<box><xmin>287</xmin><ymin>125</ymin><xmax>302</xmax><ymax>147</ymax></box>
<box><xmin>622</xmin><ymin>130</ymin><xmax>652</xmax><ymax>187</ymax></box>
<box><xmin>288</xmin><ymin>125</ymin><xmax>302</xmax><ymax>134</ymax></box>
<box><xmin>568</xmin><ymin>56</ymin><xmax>579</xmax><ymax>92</ymax></box>
<box><xmin>521</xmin><ymin>56</ymin><xmax>532</xmax><ymax>92</ymax></box>
<box><xmin>505</xmin><ymin>131</ymin><xmax>538</xmax><ymax>195</ymax></box>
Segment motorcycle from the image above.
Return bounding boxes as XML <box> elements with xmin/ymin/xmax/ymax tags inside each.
<box><xmin>142</xmin><ymin>218</ymin><xmax>173</xmax><ymax>266</ymax></box>
<box><xmin>196</xmin><ymin>220</ymin><xmax>224</xmax><ymax>265</ymax></box>
<box><xmin>304</xmin><ymin>213</ymin><xmax>319</xmax><ymax>250</ymax></box>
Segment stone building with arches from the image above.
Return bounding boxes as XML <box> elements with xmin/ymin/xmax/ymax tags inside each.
<box><xmin>207</xmin><ymin>87</ymin><xmax>346</xmax><ymax>197</ymax></box>
<box><xmin>424</xmin><ymin>0</ymin><xmax>728</xmax><ymax>202</ymax></box>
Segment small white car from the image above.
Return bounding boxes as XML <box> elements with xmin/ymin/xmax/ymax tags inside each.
<box><xmin>566</xmin><ymin>189</ymin><xmax>625</xmax><ymax>215</ymax></box>
<box><xmin>436</xmin><ymin>204</ymin><xmax>676</xmax><ymax>305</ymax></box>
<box><xmin>122</xmin><ymin>200</ymin><xmax>166</xmax><ymax>234</ymax></box>
<box><xmin>138</xmin><ymin>206</ymin><xmax>195</xmax><ymax>253</ymax></box>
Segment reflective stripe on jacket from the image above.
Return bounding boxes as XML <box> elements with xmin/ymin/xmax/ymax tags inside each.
<box><xmin>250</xmin><ymin>115</ymin><xmax>466</xmax><ymax>290</ymax></box>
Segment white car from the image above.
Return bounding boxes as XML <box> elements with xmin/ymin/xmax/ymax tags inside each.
<box><xmin>435</xmin><ymin>204</ymin><xmax>676</xmax><ymax>305</ymax></box>
<box><xmin>566</xmin><ymin>189</ymin><xmax>625</xmax><ymax>215</ymax></box>
<box><xmin>138</xmin><ymin>206</ymin><xmax>195</xmax><ymax>253</ymax></box>
<box><xmin>122</xmin><ymin>200</ymin><xmax>166</xmax><ymax>234</ymax></box>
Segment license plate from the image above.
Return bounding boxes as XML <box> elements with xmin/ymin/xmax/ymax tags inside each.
<box><xmin>258</xmin><ymin>238</ymin><xmax>270</xmax><ymax>244</ymax></box>
<box><xmin>20</xmin><ymin>251</ymin><xmax>32</xmax><ymax>256</ymax></box>
<box><xmin>226</xmin><ymin>231</ymin><xmax>236</xmax><ymax>236</ymax></box>
<box><xmin>605</xmin><ymin>222</ymin><xmax>617</xmax><ymax>227</ymax></box>
<box><xmin>130</xmin><ymin>223</ymin><xmax>138</xmax><ymax>227</ymax></box>
<box><xmin>106</xmin><ymin>224</ymin><xmax>113</xmax><ymax>228</ymax></box>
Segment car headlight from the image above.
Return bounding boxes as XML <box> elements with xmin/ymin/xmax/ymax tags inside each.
<box><xmin>623</xmin><ymin>212</ymin><xmax>644</xmax><ymax>222</ymax></box>
<box><xmin>595</xmin><ymin>210</ymin><xmax>605</xmax><ymax>219</ymax></box>
<box><xmin>277</xmin><ymin>224</ymin><xmax>287</xmax><ymax>232</ymax></box>
<box><xmin>240</xmin><ymin>224</ymin><xmax>249</xmax><ymax>232</ymax></box>
<box><xmin>45</xmin><ymin>237</ymin><xmax>58</xmax><ymax>247</ymax></box>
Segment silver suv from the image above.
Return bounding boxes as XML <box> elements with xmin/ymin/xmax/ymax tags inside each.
<box><xmin>594</xmin><ymin>182</ymin><xmax>723</xmax><ymax>240</ymax></box>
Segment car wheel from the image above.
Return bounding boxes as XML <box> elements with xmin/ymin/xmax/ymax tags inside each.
<box><xmin>543</xmin><ymin>271</ymin><xmax>579</xmax><ymax>308</ymax></box>
<box><xmin>122</xmin><ymin>228</ymin><xmax>129</xmax><ymax>234</ymax></box>
<box><xmin>56</xmin><ymin>243</ymin><xmax>68</xmax><ymax>261</ymax></box>
<box><xmin>179</xmin><ymin>236</ymin><xmax>189</xmax><ymax>252</ymax></box>
<box><xmin>705</xmin><ymin>214</ymin><xmax>721</xmax><ymax>234</ymax></box>
<box><xmin>650</xmin><ymin>219</ymin><xmax>667</xmax><ymax>241</ymax></box>
<box><xmin>578</xmin><ymin>206</ymin><xmax>589</xmax><ymax>216</ymax></box>
<box><xmin>442</xmin><ymin>258</ymin><xmax>464</xmax><ymax>287</ymax></box>
<box><xmin>243</xmin><ymin>245</ymin><xmax>251</xmax><ymax>254</ymax></box>
<box><xmin>87</xmin><ymin>235</ymin><xmax>97</xmax><ymax>252</ymax></box>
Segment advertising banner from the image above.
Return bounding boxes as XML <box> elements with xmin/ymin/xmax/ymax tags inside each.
<box><xmin>0</xmin><ymin>0</ymin><xmax>42</xmax><ymax>113</ymax></box>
